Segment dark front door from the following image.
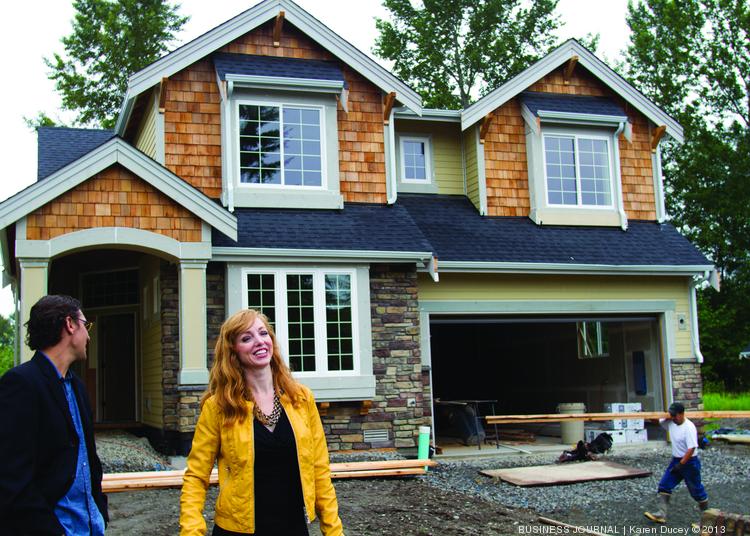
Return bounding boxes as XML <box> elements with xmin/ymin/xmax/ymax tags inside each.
<box><xmin>99</xmin><ymin>313</ymin><xmax>136</xmax><ymax>422</ymax></box>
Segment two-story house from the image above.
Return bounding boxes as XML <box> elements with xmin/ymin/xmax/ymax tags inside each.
<box><xmin>0</xmin><ymin>0</ymin><xmax>715</xmax><ymax>453</ymax></box>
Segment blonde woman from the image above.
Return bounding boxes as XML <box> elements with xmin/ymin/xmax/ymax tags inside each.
<box><xmin>180</xmin><ymin>309</ymin><xmax>343</xmax><ymax>536</ymax></box>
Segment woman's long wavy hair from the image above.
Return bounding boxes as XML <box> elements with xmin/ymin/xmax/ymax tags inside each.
<box><xmin>201</xmin><ymin>309</ymin><xmax>302</xmax><ymax>425</ymax></box>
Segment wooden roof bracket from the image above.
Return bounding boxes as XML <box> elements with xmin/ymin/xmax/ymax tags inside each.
<box><xmin>383</xmin><ymin>92</ymin><xmax>396</xmax><ymax>124</ymax></box>
<box><xmin>479</xmin><ymin>112</ymin><xmax>493</xmax><ymax>144</ymax></box>
<box><xmin>158</xmin><ymin>77</ymin><xmax>168</xmax><ymax>114</ymax></box>
<box><xmin>273</xmin><ymin>11</ymin><xmax>285</xmax><ymax>47</ymax></box>
<box><xmin>651</xmin><ymin>125</ymin><xmax>667</xmax><ymax>152</ymax></box>
<box><xmin>563</xmin><ymin>55</ymin><xmax>579</xmax><ymax>84</ymax></box>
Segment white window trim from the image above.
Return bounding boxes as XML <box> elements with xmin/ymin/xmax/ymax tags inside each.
<box><xmin>398</xmin><ymin>135</ymin><xmax>433</xmax><ymax>184</ymax></box>
<box><xmin>234</xmin><ymin>99</ymin><xmax>328</xmax><ymax>192</ymax></box>
<box><xmin>525</xmin><ymin>123</ymin><xmax>626</xmax><ymax>228</ymax></box>
<box><xmin>240</xmin><ymin>267</ymin><xmax>361</xmax><ymax>378</ymax></box>
<box><xmin>541</xmin><ymin>129</ymin><xmax>615</xmax><ymax>210</ymax></box>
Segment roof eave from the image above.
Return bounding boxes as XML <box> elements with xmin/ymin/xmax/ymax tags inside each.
<box><xmin>434</xmin><ymin>261</ymin><xmax>714</xmax><ymax>276</ymax></box>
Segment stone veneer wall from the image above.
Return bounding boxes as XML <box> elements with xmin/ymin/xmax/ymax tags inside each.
<box><xmin>670</xmin><ymin>361</ymin><xmax>704</xmax><ymax>410</ymax></box>
<box><xmin>321</xmin><ymin>264</ymin><xmax>431</xmax><ymax>451</ymax></box>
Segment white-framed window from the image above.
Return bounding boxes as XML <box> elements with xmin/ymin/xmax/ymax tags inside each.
<box><xmin>577</xmin><ymin>321</ymin><xmax>610</xmax><ymax>359</ymax></box>
<box><xmin>236</xmin><ymin>101</ymin><xmax>325</xmax><ymax>189</ymax></box>
<box><xmin>242</xmin><ymin>268</ymin><xmax>358</xmax><ymax>376</ymax></box>
<box><xmin>399</xmin><ymin>136</ymin><xmax>432</xmax><ymax>183</ymax></box>
<box><xmin>543</xmin><ymin>134</ymin><xmax>613</xmax><ymax>208</ymax></box>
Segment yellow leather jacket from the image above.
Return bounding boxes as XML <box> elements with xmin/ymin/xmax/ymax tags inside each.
<box><xmin>179</xmin><ymin>386</ymin><xmax>343</xmax><ymax>535</ymax></box>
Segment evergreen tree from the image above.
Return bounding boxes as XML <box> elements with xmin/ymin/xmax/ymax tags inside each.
<box><xmin>374</xmin><ymin>0</ymin><xmax>561</xmax><ymax>109</ymax></box>
<box><xmin>45</xmin><ymin>0</ymin><xmax>188</xmax><ymax>129</ymax></box>
<box><xmin>624</xmin><ymin>0</ymin><xmax>750</xmax><ymax>390</ymax></box>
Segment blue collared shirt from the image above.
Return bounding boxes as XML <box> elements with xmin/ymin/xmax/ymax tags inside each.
<box><xmin>44</xmin><ymin>354</ymin><xmax>105</xmax><ymax>536</ymax></box>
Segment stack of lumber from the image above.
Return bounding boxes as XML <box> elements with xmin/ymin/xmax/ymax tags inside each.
<box><xmin>487</xmin><ymin>429</ymin><xmax>536</xmax><ymax>442</ymax></box>
<box><xmin>485</xmin><ymin>410</ymin><xmax>750</xmax><ymax>425</ymax></box>
<box><xmin>102</xmin><ymin>458</ymin><xmax>438</xmax><ymax>493</ymax></box>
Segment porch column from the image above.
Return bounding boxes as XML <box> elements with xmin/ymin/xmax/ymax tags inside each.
<box><xmin>19</xmin><ymin>258</ymin><xmax>49</xmax><ymax>363</ymax></box>
<box><xmin>179</xmin><ymin>260</ymin><xmax>209</xmax><ymax>385</ymax></box>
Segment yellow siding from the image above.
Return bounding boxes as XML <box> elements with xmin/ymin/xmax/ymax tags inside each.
<box><xmin>395</xmin><ymin>120</ymin><xmax>464</xmax><ymax>195</ymax></box>
<box><xmin>463</xmin><ymin>126</ymin><xmax>480</xmax><ymax>210</ymax></box>
<box><xmin>134</xmin><ymin>92</ymin><xmax>157</xmax><ymax>159</ymax></box>
<box><xmin>418</xmin><ymin>273</ymin><xmax>693</xmax><ymax>359</ymax></box>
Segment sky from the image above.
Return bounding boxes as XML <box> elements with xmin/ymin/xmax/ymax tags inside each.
<box><xmin>0</xmin><ymin>0</ymin><xmax>630</xmax><ymax>316</ymax></box>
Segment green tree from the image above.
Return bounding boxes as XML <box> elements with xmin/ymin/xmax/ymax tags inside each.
<box><xmin>45</xmin><ymin>0</ymin><xmax>188</xmax><ymax>129</ymax></box>
<box><xmin>623</xmin><ymin>0</ymin><xmax>750</xmax><ymax>391</ymax></box>
<box><xmin>0</xmin><ymin>314</ymin><xmax>16</xmax><ymax>376</ymax></box>
<box><xmin>374</xmin><ymin>0</ymin><xmax>561</xmax><ymax>109</ymax></box>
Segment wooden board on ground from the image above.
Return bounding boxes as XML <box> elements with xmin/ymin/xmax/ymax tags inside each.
<box><xmin>480</xmin><ymin>461</ymin><xmax>651</xmax><ymax>487</ymax></box>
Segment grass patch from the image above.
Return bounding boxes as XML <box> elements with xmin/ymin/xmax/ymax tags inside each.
<box><xmin>703</xmin><ymin>392</ymin><xmax>750</xmax><ymax>411</ymax></box>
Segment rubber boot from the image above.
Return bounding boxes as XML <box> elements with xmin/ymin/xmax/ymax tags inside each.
<box><xmin>644</xmin><ymin>492</ymin><xmax>670</xmax><ymax>524</ymax></box>
<box><xmin>691</xmin><ymin>499</ymin><xmax>709</xmax><ymax>531</ymax></box>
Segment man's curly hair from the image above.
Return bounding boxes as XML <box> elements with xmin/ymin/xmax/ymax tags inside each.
<box><xmin>25</xmin><ymin>295</ymin><xmax>82</xmax><ymax>351</ymax></box>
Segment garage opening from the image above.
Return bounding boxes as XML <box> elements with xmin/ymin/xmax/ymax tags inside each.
<box><xmin>428</xmin><ymin>315</ymin><xmax>665</xmax><ymax>449</ymax></box>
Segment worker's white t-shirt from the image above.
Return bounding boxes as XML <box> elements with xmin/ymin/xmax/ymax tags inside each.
<box><xmin>660</xmin><ymin>417</ymin><xmax>698</xmax><ymax>458</ymax></box>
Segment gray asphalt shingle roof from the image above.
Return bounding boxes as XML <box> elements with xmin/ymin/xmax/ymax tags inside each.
<box><xmin>37</xmin><ymin>127</ymin><xmax>114</xmax><ymax>180</ymax></box>
<box><xmin>521</xmin><ymin>91</ymin><xmax>626</xmax><ymax>118</ymax></box>
<box><xmin>213</xmin><ymin>53</ymin><xmax>348</xmax><ymax>88</ymax></box>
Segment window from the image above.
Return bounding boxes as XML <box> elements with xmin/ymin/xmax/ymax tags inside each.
<box><xmin>81</xmin><ymin>269</ymin><xmax>139</xmax><ymax>308</ymax></box>
<box><xmin>544</xmin><ymin>135</ymin><xmax>612</xmax><ymax>207</ymax></box>
<box><xmin>238</xmin><ymin>103</ymin><xmax>324</xmax><ymax>188</ymax></box>
<box><xmin>577</xmin><ymin>321</ymin><xmax>609</xmax><ymax>359</ymax></box>
<box><xmin>399</xmin><ymin>136</ymin><xmax>432</xmax><ymax>183</ymax></box>
<box><xmin>243</xmin><ymin>268</ymin><xmax>357</xmax><ymax>375</ymax></box>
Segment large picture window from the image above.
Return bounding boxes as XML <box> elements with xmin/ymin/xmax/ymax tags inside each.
<box><xmin>242</xmin><ymin>268</ymin><xmax>357</xmax><ymax>375</ymax></box>
<box><xmin>238</xmin><ymin>103</ymin><xmax>323</xmax><ymax>188</ymax></box>
<box><xmin>544</xmin><ymin>135</ymin><xmax>613</xmax><ymax>207</ymax></box>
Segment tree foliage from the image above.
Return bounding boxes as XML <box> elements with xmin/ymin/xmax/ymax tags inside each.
<box><xmin>45</xmin><ymin>0</ymin><xmax>188</xmax><ymax>129</ymax></box>
<box><xmin>374</xmin><ymin>0</ymin><xmax>561</xmax><ymax>109</ymax></box>
<box><xmin>623</xmin><ymin>0</ymin><xmax>750</xmax><ymax>391</ymax></box>
<box><xmin>0</xmin><ymin>314</ymin><xmax>15</xmax><ymax>377</ymax></box>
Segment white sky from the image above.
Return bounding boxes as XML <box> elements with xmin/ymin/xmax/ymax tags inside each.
<box><xmin>0</xmin><ymin>0</ymin><xmax>630</xmax><ymax>316</ymax></box>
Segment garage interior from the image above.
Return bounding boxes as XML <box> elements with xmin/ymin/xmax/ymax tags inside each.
<box><xmin>429</xmin><ymin>315</ymin><xmax>666</xmax><ymax>448</ymax></box>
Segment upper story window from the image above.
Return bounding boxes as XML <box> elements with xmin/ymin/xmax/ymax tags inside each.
<box><xmin>544</xmin><ymin>135</ymin><xmax>613</xmax><ymax>208</ymax></box>
<box><xmin>238</xmin><ymin>103</ymin><xmax>324</xmax><ymax>188</ymax></box>
<box><xmin>399</xmin><ymin>136</ymin><xmax>432</xmax><ymax>183</ymax></box>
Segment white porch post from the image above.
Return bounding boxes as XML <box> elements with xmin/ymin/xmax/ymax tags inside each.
<box><xmin>178</xmin><ymin>260</ymin><xmax>209</xmax><ymax>385</ymax></box>
<box><xmin>18</xmin><ymin>258</ymin><xmax>49</xmax><ymax>362</ymax></box>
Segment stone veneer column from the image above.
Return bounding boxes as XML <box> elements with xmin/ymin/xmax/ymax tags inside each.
<box><xmin>320</xmin><ymin>263</ymin><xmax>431</xmax><ymax>452</ymax></box>
<box><xmin>670</xmin><ymin>360</ymin><xmax>704</xmax><ymax>410</ymax></box>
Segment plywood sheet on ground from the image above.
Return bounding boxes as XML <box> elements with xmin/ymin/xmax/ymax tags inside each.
<box><xmin>480</xmin><ymin>461</ymin><xmax>651</xmax><ymax>487</ymax></box>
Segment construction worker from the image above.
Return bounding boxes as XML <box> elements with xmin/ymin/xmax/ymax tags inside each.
<box><xmin>644</xmin><ymin>402</ymin><xmax>708</xmax><ymax>524</ymax></box>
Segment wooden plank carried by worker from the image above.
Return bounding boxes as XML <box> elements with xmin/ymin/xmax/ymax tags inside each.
<box><xmin>485</xmin><ymin>410</ymin><xmax>750</xmax><ymax>425</ymax></box>
<box><xmin>102</xmin><ymin>458</ymin><xmax>438</xmax><ymax>493</ymax></box>
<box><xmin>480</xmin><ymin>461</ymin><xmax>651</xmax><ymax>487</ymax></box>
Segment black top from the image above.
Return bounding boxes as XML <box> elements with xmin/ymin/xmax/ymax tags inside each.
<box><xmin>253</xmin><ymin>407</ymin><xmax>309</xmax><ymax>536</ymax></box>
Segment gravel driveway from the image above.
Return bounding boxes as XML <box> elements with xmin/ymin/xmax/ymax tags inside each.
<box><xmin>101</xmin><ymin>432</ymin><xmax>749</xmax><ymax>535</ymax></box>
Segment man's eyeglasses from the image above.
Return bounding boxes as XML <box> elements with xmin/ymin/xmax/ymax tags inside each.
<box><xmin>77</xmin><ymin>318</ymin><xmax>94</xmax><ymax>332</ymax></box>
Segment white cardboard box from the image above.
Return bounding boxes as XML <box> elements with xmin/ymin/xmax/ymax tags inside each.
<box><xmin>585</xmin><ymin>428</ymin><xmax>627</xmax><ymax>445</ymax></box>
<box><xmin>604</xmin><ymin>402</ymin><xmax>644</xmax><ymax>430</ymax></box>
<box><xmin>626</xmin><ymin>429</ymin><xmax>648</xmax><ymax>443</ymax></box>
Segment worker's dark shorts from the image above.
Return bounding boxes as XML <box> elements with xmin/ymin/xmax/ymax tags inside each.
<box><xmin>658</xmin><ymin>456</ymin><xmax>707</xmax><ymax>501</ymax></box>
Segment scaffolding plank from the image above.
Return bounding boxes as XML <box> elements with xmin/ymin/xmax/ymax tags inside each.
<box><xmin>480</xmin><ymin>461</ymin><xmax>651</xmax><ymax>487</ymax></box>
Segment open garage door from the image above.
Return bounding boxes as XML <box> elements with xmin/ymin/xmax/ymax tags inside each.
<box><xmin>428</xmin><ymin>315</ymin><xmax>665</xmax><ymax>447</ymax></box>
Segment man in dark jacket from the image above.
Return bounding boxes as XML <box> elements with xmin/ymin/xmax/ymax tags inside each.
<box><xmin>0</xmin><ymin>295</ymin><xmax>108</xmax><ymax>535</ymax></box>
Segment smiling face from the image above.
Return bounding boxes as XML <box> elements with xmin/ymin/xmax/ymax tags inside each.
<box><xmin>233</xmin><ymin>317</ymin><xmax>274</xmax><ymax>371</ymax></box>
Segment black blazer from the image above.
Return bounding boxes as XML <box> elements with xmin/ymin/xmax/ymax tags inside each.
<box><xmin>0</xmin><ymin>352</ymin><xmax>108</xmax><ymax>535</ymax></box>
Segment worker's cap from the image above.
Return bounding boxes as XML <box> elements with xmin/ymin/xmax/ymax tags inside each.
<box><xmin>668</xmin><ymin>402</ymin><xmax>685</xmax><ymax>416</ymax></box>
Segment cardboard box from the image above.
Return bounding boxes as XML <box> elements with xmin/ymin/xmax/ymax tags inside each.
<box><xmin>585</xmin><ymin>428</ymin><xmax>627</xmax><ymax>445</ymax></box>
<box><xmin>604</xmin><ymin>402</ymin><xmax>644</xmax><ymax>430</ymax></box>
<box><xmin>626</xmin><ymin>429</ymin><xmax>648</xmax><ymax>443</ymax></box>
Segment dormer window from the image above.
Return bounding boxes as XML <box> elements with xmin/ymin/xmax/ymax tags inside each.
<box><xmin>543</xmin><ymin>134</ymin><xmax>613</xmax><ymax>207</ymax></box>
<box><xmin>521</xmin><ymin>92</ymin><xmax>631</xmax><ymax>228</ymax></box>
<box><xmin>400</xmin><ymin>136</ymin><xmax>431</xmax><ymax>183</ymax></box>
<box><xmin>238</xmin><ymin>103</ymin><xmax>324</xmax><ymax>188</ymax></box>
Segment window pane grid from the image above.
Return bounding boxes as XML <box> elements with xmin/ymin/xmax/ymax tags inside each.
<box><xmin>286</xmin><ymin>274</ymin><xmax>316</xmax><ymax>372</ymax></box>
<box><xmin>403</xmin><ymin>140</ymin><xmax>427</xmax><ymax>181</ymax></box>
<box><xmin>545</xmin><ymin>135</ymin><xmax>612</xmax><ymax>207</ymax></box>
<box><xmin>239</xmin><ymin>104</ymin><xmax>322</xmax><ymax>188</ymax></box>
<box><xmin>246</xmin><ymin>273</ymin><xmax>276</xmax><ymax>322</ymax></box>
<box><xmin>325</xmin><ymin>274</ymin><xmax>354</xmax><ymax>371</ymax></box>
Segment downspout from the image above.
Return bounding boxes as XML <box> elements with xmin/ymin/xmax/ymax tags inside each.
<box><xmin>688</xmin><ymin>277</ymin><xmax>704</xmax><ymax>364</ymax></box>
<box><xmin>613</xmin><ymin>121</ymin><xmax>628</xmax><ymax>230</ymax></box>
<box><xmin>651</xmin><ymin>144</ymin><xmax>667</xmax><ymax>222</ymax></box>
<box><xmin>386</xmin><ymin>107</ymin><xmax>397</xmax><ymax>205</ymax></box>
